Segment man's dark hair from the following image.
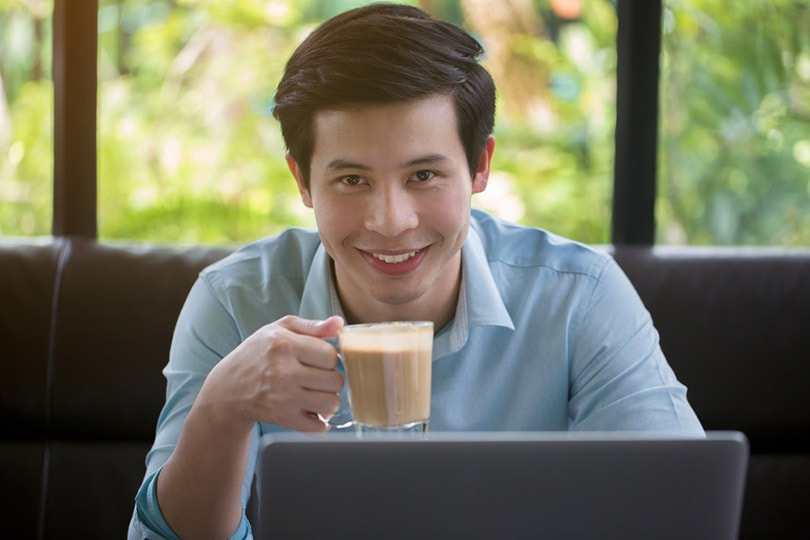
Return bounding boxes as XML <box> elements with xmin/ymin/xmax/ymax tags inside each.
<box><xmin>272</xmin><ymin>3</ymin><xmax>496</xmax><ymax>187</ymax></box>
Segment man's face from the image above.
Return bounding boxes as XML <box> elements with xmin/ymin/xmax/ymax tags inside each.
<box><xmin>288</xmin><ymin>94</ymin><xmax>493</xmax><ymax>325</ymax></box>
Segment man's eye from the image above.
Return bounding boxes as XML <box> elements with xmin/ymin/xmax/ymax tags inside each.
<box><xmin>414</xmin><ymin>170</ymin><xmax>434</xmax><ymax>182</ymax></box>
<box><xmin>341</xmin><ymin>175</ymin><xmax>362</xmax><ymax>186</ymax></box>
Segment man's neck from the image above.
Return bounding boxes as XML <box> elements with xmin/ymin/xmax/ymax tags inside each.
<box><xmin>333</xmin><ymin>259</ymin><xmax>462</xmax><ymax>329</ymax></box>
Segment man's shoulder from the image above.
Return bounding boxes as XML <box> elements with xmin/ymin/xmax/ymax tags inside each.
<box><xmin>470</xmin><ymin>209</ymin><xmax>611</xmax><ymax>278</ymax></box>
<box><xmin>201</xmin><ymin>227</ymin><xmax>322</xmax><ymax>285</ymax></box>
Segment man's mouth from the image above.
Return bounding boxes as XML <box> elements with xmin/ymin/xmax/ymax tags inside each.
<box><xmin>371</xmin><ymin>250</ymin><xmax>419</xmax><ymax>264</ymax></box>
<box><xmin>361</xmin><ymin>247</ymin><xmax>428</xmax><ymax>275</ymax></box>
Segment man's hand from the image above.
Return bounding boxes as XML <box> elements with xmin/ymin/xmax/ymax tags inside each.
<box><xmin>201</xmin><ymin>314</ymin><xmax>346</xmax><ymax>433</ymax></box>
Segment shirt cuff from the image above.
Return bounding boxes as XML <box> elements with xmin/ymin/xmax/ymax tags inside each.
<box><xmin>130</xmin><ymin>468</ymin><xmax>253</xmax><ymax>539</ymax></box>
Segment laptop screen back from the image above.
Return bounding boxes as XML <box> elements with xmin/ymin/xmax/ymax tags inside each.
<box><xmin>254</xmin><ymin>431</ymin><xmax>748</xmax><ymax>540</ymax></box>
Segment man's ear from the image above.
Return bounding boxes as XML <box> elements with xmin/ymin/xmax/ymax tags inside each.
<box><xmin>472</xmin><ymin>135</ymin><xmax>495</xmax><ymax>195</ymax></box>
<box><xmin>286</xmin><ymin>154</ymin><xmax>313</xmax><ymax>208</ymax></box>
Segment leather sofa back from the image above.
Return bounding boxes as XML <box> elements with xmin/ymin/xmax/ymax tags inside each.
<box><xmin>614</xmin><ymin>246</ymin><xmax>810</xmax><ymax>451</ymax></box>
<box><xmin>1</xmin><ymin>237</ymin><xmax>230</xmax><ymax>538</ymax></box>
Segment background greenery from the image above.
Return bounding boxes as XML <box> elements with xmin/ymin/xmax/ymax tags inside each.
<box><xmin>1</xmin><ymin>0</ymin><xmax>808</xmax><ymax>246</ymax></box>
<box><xmin>659</xmin><ymin>0</ymin><xmax>810</xmax><ymax>245</ymax></box>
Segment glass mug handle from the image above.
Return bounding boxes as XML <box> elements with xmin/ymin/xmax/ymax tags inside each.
<box><xmin>320</xmin><ymin>337</ymin><xmax>354</xmax><ymax>429</ymax></box>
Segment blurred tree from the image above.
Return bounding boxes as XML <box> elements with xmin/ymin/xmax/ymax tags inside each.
<box><xmin>0</xmin><ymin>0</ymin><xmax>53</xmax><ymax>237</ymax></box>
<box><xmin>659</xmin><ymin>0</ymin><xmax>810</xmax><ymax>246</ymax></box>
<box><xmin>461</xmin><ymin>0</ymin><xmax>551</xmax><ymax>120</ymax></box>
<box><xmin>90</xmin><ymin>0</ymin><xmax>618</xmax><ymax>244</ymax></box>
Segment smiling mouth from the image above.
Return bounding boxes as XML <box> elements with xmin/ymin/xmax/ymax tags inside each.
<box><xmin>371</xmin><ymin>249</ymin><xmax>421</xmax><ymax>264</ymax></box>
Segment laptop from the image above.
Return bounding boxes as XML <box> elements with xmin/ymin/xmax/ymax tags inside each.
<box><xmin>253</xmin><ymin>431</ymin><xmax>748</xmax><ymax>540</ymax></box>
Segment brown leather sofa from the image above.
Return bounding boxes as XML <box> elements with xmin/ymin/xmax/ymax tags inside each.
<box><xmin>2</xmin><ymin>236</ymin><xmax>809</xmax><ymax>539</ymax></box>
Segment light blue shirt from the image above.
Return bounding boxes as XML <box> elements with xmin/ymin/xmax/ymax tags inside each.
<box><xmin>129</xmin><ymin>209</ymin><xmax>703</xmax><ymax>539</ymax></box>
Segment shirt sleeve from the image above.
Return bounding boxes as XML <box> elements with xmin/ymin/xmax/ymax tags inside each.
<box><xmin>567</xmin><ymin>258</ymin><xmax>704</xmax><ymax>434</ymax></box>
<box><xmin>128</xmin><ymin>276</ymin><xmax>260</xmax><ymax>539</ymax></box>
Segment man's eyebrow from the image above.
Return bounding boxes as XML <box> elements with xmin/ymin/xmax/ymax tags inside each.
<box><xmin>325</xmin><ymin>154</ymin><xmax>449</xmax><ymax>171</ymax></box>
<box><xmin>403</xmin><ymin>154</ymin><xmax>448</xmax><ymax>167</ymax></box>
<box><xmin>326</xmin><ymin>159</ymin><xmax>371</xmax><ymax>171</ymax></box>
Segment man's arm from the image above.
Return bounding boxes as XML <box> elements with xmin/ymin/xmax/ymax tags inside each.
<box><xmin>129</xmin><ymin>269</ymin><xmax>346</xmax><ymax>539</ymax></box>
<box><xmin>568</xmin><ymin>258</ymin><xmax>704</xmax><ymax>434</ymax></box>
<box><xmin>154</xmin><ymin>315</ymin><xmax>345</xmax><ymax>538</ymax></box>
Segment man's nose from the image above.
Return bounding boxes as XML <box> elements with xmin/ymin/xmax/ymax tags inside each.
<box><xmin>364</xmin><ymin>185</ymin><xmax>419</xmax><ymax>237</ymax></box>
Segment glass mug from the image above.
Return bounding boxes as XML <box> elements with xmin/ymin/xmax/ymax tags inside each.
<box><xmin>326</xmin><ymin>321</ymin><xmax>433</xmax><ymax>437</ymax></box>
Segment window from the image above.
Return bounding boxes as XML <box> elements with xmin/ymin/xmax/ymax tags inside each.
<box><xmin>92</xmin><ymin>0</ymin><xmax>616</xmax><ymax>245</ymax></box>
<box><xmin>469</xmin><ymin>0</ymin><xmax>617</xmax><ymax>244</ymax></box>
<box><xmin>2</xmin><ymin>0</ymin><xmax>617</xmax><ymax>245</ymax></box>
<box><xmin>97</xmin><ymin>0</ymin><xmax>306</xmax><ymax>244</ymax></box>
<box><xmin>15</xmin><ymin>1</ymin><xmax>805</xmax><ymax>248</ymax></box>
<box><xmin>0</xmin><ymin>1</ymin><xmax>53</xmax><ymax>237</ymax></box>
<box><xmin>658</xmin><ymin>0</ymin><xmax>810</xmax><ymax>246</ymax></box>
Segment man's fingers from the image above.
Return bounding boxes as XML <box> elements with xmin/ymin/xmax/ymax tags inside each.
<box><xmin>289</xmin><ymin>410</ymin><xmax>330</xmax><ymax>433</ymax></box>
<box><xmin>300</xmin><ymin>364</ymin><xmax>344</xmax><ymax>394</ymax></box>
<box><xmin>278</xmin><ymin>315</ymin><xmax>344</xmax><ymax>338</ymax></box>
<box><xmin>300</xmin><ymin>388</ymin><xmax>342</xmax><ymax>420</ymax></box>
<box><xmin>257</xmin><ymin>316</ymin><xmax>342</xmax><ymax>370</ymax></box>
<box><xmin>243</xmin><ymin>315</ymin><xmax>346</xmax><ymax>432</ymax></box>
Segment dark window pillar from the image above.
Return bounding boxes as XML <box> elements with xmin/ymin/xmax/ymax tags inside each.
<box><xmin>611</xmin><ymin>0</ymin><xmax>662</xmax><ymax>245</ymax></box>
<box><xmin>52</xmin><ymin>0</ymin><xmax>98</xmax><ymax>238</ymax></box>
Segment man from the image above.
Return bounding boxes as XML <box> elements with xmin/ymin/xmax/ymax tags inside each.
<box><xmin>129</xmin><ymin>4</ymin><xmax>703</xmax><ymax>539</ymax></box>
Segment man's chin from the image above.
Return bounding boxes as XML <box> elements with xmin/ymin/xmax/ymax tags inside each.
<box><xmin>368</xmin><ymin>287</ymin><xmax>427</xmax><ymax>308</ymax></box>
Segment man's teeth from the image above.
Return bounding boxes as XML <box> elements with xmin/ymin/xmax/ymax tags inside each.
<box><xmin>373</xmin><ymin>251</ymin><xmax>417</xmax><ymax>264</ymax></box>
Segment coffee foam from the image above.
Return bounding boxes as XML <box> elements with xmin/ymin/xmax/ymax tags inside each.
<box><xmin>339</xmin><ymin>323</ymin><xmax>433</xmax><ymax>351</ymax></box>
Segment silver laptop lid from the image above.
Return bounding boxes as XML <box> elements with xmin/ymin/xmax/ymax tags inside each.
<box><xmin>254</xmin><ymin>431</ymin><xmax>748</xmax><ymax>540</ymax></box>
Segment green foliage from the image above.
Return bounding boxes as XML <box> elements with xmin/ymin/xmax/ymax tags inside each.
<box><xmin>476</xmin><ymin>1</ymin><xmax>618</xmax><ymax>244</ymax></box>
<box><xmin>659</xmin><ymin>0</ymin><xmax>810</xmax><ymax>246</ymax></box>
<box><xmin>0</xmin><ymin>79</ymin><xmax>52</xmax><ymax>236</ymax></box>
<box><xmin>96</xmin><ymin>0</ymin><xmax>313</xmax><ymax>244</ymax></box>
<box><xmin>3</xmin><ymin>0</ymin><xmax>807</xmax><ymax>246</ymax></box>
<box><xmin>92</xmin><ymin>0</ymin><xmax>617</xmax><ymax>245</ymax></box>
<box><xmin>0</xmin><ymin>2</ymin><xmax>52</xmax><ymax>236</ymax></box>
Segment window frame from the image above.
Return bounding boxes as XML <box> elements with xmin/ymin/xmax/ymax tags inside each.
<box><xmin>52</xmin><ymin>0</ymin><xmax>98</xmax><ymax>238</ymax></box>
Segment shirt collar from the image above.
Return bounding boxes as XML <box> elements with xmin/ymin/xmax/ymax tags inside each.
<box><xmin>434</xmin><ymin>226</ymin><xmax>514</xmax><ymax>358</ymax></box>
<box><xmin>297</xmin><ymin>227</ymin><xmax>514</xmax><ymax>356</ymax></box>
<box><xmin>298</xmin><ymin>243</ymin><xmax>343</xmax><ymax>321</ymax></box>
